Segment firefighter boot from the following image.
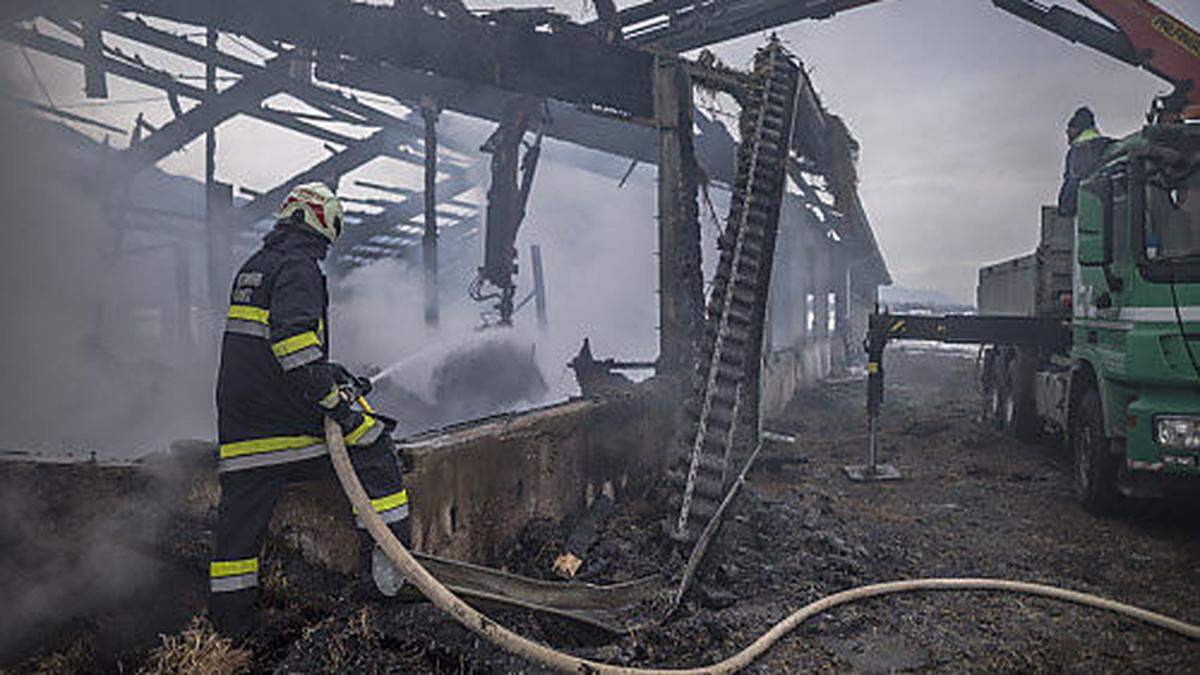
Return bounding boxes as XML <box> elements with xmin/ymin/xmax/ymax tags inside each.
<box><xmin>356</xmin><ymin>518</ymin><xmax>412</xmax><ymax>600</ymax></box>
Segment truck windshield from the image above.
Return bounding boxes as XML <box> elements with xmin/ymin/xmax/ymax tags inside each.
<box><xmin>1145</xmin><ymin>171</ymin><xmax>1200</xmax><ymax>261</ymax></box>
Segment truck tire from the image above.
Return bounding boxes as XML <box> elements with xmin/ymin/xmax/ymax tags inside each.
<box><xmin>981</xmin><ymin>349</ymin><xmax>1006</xmax><ymax>429</ymax></box>
<box><xmin>1003</xmin><ymin>350</ymin><xmax>1038</xmax><ymax>441</ymax></box>
<box><xmin>1072</xmin><ymin>389</ymin><xmax>1123</xmax><ymax>516</ymax></box>
<box><xmin>990</xmin><ymin>373</ymin><xmax>1008</xmax><ymax>430</ymax></box>
<box><xmin>979</xmin><ymin>349</ymin><xmax>997</xmax><ymax>426</ymax></box>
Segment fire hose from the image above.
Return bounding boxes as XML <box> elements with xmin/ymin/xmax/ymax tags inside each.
<box><xmin>325</xmin><ymin>418</ymin><xmax>1200</xmax><ymax>674</ymax></box>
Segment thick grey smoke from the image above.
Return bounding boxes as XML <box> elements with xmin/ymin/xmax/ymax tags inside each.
<box><xmin>0</xmin><ymin>98</ymin><xmax>216</xmax><ymax>456</ymax></box>
<box><xmin>330</xmin><ymin>259</ymin><xmax>552</xmax><ymax>430</ymax></box>
<box><xmin>329</xmin><ymin>143</ymin><xmax>665</xmax><ymax>430</ymax></box>
<box><xmin>0</xmin><ymin>48</ymin><xmax>220</xmax><ymax>456</ymax></box>
<box><xmin>0</xmin><ymin>463</ymin><xmax>187</xmax><ymax>663</ymax></box>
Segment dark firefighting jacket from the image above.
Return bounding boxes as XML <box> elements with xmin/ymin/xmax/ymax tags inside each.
<box><xmin>216</xmin><ymin>226</ymin><xmax>382</xmax><ymax>472</ymax></box>
<box><xmin>1057</xmin><ymin>128</ymin><xmax>1113</xmax><ymax>217</ymax></box>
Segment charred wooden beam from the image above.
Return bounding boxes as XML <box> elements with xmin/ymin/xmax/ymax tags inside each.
<box><xmin>238</xmin><ymin>128</ymin><xmax>408</xmax><ymax>224</ymax></box>
<box><xmin>613</xmin><ymin>0</ymin><xmax>880</xmax><ymax>52</ymax></box>
<box><xmin>422</xmin><ymin>98</ymin><xmax>441</xmax><ymax>326</ymax></box>
<box><xmin>335</xmin><ymin>169</ymin><xmax>480</xmax><ymax>270</ymax></box>
<box><xmin>106</xmin><ymin>0</ymin><xmax>656</xmax><ymax>119</ymax></box>
<box><xmin>478</xmin><ymin>101</ymin><xmax>537</xmax><ymax>325</ymax></box>
<box><xmin>315</xmin><ymin>57</ymin><xmax>744</xmax><ymax>183</ymax></box>
<box><xmin>653</xmin><ymin>57</ymin><xmax>704</xmax><ymax>380</ymax></box>
<box><xmin>82</xmin><ymin>16</ymin><xmax>107</xmax><ymax>98</ymax></box>
<box><xmin>98</xmin><ymin>12</ymin><xmax>430</xmax><ymax>136</ymax></box>
<box><xmin>788</xmin><ymin>66</ymin><xmax>891</xmax><ymax>286</ymax></box>
<box><xmin>124</xmin><ymin>71</ymin><xmax>281</xmax><ymax>175</ymax></box>
<box><xmin>0</xmin><ymin>25</ymin><xmax>401</xmax><ymax>168</ymax></box>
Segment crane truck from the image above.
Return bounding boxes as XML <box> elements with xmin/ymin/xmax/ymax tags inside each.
<box><xmin>861</xmin><ymin>0</ymin><xmax>1200</xmax><ymax>513</ymax></box>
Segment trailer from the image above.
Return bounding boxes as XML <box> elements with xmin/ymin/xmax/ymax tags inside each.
<box><xmin>975</xmin><ymin>206</ymin><xmax>1074</xmax><ymax>441</ymax></box>
<box><xmin>864</xmin><ymin>124</ymin><xmax>1200</xmax><ymax>514</ymax></box>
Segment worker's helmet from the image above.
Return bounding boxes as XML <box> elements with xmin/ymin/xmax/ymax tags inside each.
<box><xmin>276</xmin><ymin>182</ymin><xmax>344</xmax><ymax>244</ymax></box>
<box><xmin>1067</xmin><ymin>106</ymin><xmax>1095</xmax><ymax>133</ymax></box>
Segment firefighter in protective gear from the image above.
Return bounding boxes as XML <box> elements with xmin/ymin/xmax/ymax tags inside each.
<box><xmin>210</xmin><ymin>182</ymin><xmax>410</xmax><ymax>639</ymax></box>
<box><xmin>1057</xmin><ymin>106</ymin><xmax>1113</xmax><ymax>217</ymax></box>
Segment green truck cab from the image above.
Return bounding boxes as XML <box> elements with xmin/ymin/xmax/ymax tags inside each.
<box><xmin>857</xmin><ymin>123</ymin><xmax>1197</xmax><ymax>514</ymax></box>
<box><xmin>859</xmin><ymin>0</ymin><xmax>1200</xmax><ymax>513</ymax></box>
<box><xmin>1066</xmin><ymin>123</ymin><xmax>1200</xmax><ymax>511</ymax></box>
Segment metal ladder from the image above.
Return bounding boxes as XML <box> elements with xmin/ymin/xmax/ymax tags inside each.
<box><xmin>671</xmin><ymin>40</ymin><xmax>800</xmax><ymax>539</ymax></box>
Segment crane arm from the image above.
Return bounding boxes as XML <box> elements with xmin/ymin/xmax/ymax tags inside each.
<box><xmin>994</xmin><ymin>0</ymin><xmax>1200</xmax><ymax>114</ymax></box>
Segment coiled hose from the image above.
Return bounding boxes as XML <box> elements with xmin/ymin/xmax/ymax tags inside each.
<box><xmin>325</xmin><ymin>419</ymin><xmax>1199</xmax><ymax>674</ymax></box>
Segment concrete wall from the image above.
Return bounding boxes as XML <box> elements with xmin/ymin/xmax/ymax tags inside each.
<box><xmin>400</xmin><ymin>387</ymin><xmax>675</xmax><ymax>563</ymax></box>
<box><xmin>258</xmin><ymin>384</ymin><xmax>678</xmax><ymax>570</ymax></box>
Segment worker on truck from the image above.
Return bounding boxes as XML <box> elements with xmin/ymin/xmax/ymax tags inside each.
<box><xmin>210</xmin><ymin>182</ymin><xmax>411</xmax><ymax>639</ymax></box>
<box><xmin>1057</xmin><ymin>106</ymin><xmax>1113</xmax><ymax>216</ymax></box>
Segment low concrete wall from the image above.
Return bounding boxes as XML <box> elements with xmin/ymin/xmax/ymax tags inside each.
<box><xmin>401</xmin><ymin>387</ymin><xmax>675</xmax><ymax>564</ymax></box>
<box><xmin>251</xmin><ymin>385</ymin><xmax>677</xmax><ymax>571</ymax></box>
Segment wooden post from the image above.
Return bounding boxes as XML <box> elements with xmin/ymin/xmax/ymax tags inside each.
<box><xmin>203</xmin><ymin>27</ymin><xmax>227</xmax><ymax>354</ymax></box>
<box><xmin>421</xmin><ymin>97</ymin><xmax>440</xmax><ymax>326</ymax></box>
<box><xmin>481</xmin><ymin>103</ymin><xmax>531</xmax><ymax>325</ymax></box>
<box><xmin>530</xmin><ymin>243</ymin><xmax>548</xmax><ymax>331</ymax></box>
<box><xmin>652</xmin><ymin>57</ymin><xmax>703</xmax><ymax>380</ymax></box>
<box><xmin>174</xmin><ymin>243</ymin><xmax>193</xmax><ymax>352</ymax></box>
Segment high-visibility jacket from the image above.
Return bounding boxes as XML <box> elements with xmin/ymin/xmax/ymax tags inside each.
<box><xmin>216</xmin><ymin>226</ymin><xmax>381</xmax><ymax>472</ymax></box>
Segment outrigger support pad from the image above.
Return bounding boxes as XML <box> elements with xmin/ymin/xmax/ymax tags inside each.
<box><xmin>845</xmin><ymin>308</ymin><xmax>902</xmax><ymax>483</ymax></box>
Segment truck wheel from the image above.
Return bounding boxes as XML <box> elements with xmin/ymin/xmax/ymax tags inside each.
<box><xmin>979</xmin><ymin>349</ymin><xmax>999</xmax><ymax>426</ymax></box>
<box><xmin>1003</xmin><ymin>354</ymin><xmax>1037</xmax><ymax>441</ymax></box>
<box><xmin>1072</xmin><ymin>389</ymin><xmax>1123</xmax><ymax>516</ymax></box>
<box><xmin>988</xmin><ymin>372</ymin><xmax>1007</xmax><ymax>430</ymax></box>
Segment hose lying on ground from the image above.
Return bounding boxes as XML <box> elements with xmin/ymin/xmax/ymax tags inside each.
<box><xmin>325</xmin><ymin>418</ymin><xmax>1200</xmax><ymax>674</ymax></box>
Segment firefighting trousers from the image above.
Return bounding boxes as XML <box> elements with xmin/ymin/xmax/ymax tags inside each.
<box><xmin>208</xmin><ymin>434</ymin><xmax>410</xmax><ymax>638</ymax></box>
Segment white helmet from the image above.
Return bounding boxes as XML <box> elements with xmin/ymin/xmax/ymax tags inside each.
<box><xmin>276</xmin><ymin>182</ymin><xmax>344</xmax><ymax>243</ymax></box>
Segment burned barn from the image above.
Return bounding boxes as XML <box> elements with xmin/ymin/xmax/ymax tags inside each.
<box><xmin>2</xmin><ymin>0</ymin><xmax>1197</xmax><ymax>673</ymax></box>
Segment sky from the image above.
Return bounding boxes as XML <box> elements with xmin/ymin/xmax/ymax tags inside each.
<box><xmin>768</xmin><ymin>0</ymin><xmax>1200</xmax><ymax>302</ymax></box>
<box><xmin>3</xmin><ymin>0</ymin><xmax>1198</xmax><ymax>305</ymax></box>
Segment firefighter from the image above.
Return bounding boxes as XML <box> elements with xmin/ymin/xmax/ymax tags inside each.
<box><xmin>1057</xmin><ymin>106</ymin><xmax>1113</xmax><ymax>217</ymax></box>
<box><xmin>210</xmin><ymin>182</ymin><xmax>410</xmax><ymax>639</ymax></box>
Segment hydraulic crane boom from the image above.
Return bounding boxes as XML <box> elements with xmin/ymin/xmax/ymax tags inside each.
<box><xmin>994</xmin><ymin>0</ymin><xmax>1200</xmax><ymax>117</ymax></box>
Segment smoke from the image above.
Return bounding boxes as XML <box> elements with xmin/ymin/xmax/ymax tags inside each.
<box><xmin>324</xmin><ymin>130</ymin><xmax>673</xmax><ymax>434</ymax></box>
<box><xmin>0</xmin><ymin>96</ymin><xmax>217</xmax><ymax>456</ymax></box>
<box><xmin>329</xmin><ymin>259</ymin><xmax>548</xmax><ymax>430</ymax></box>
<box><xmin>0</xmin><ymin>41</ymin><xmax>690</xmax><ymax>454</ymax></box>
<box><xmin>0</xmin><ymin>461</ymin><xmax>195</xmax><ymax>664</ymax></box>
<box><xmin>516</xmin><ymin>139</ymin><xmax>664</xmax><ymax>380</ymax></box>
<box><xmin>0</xmin><ymin>100</ymin><xmax>668</xmax><ymax>453</ymax></box>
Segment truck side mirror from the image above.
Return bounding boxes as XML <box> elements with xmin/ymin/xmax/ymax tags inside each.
<box><xmin>1077</xmin><ymin>175</ymin><xmax>1113</xmax><ymax>266</ymax></box>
